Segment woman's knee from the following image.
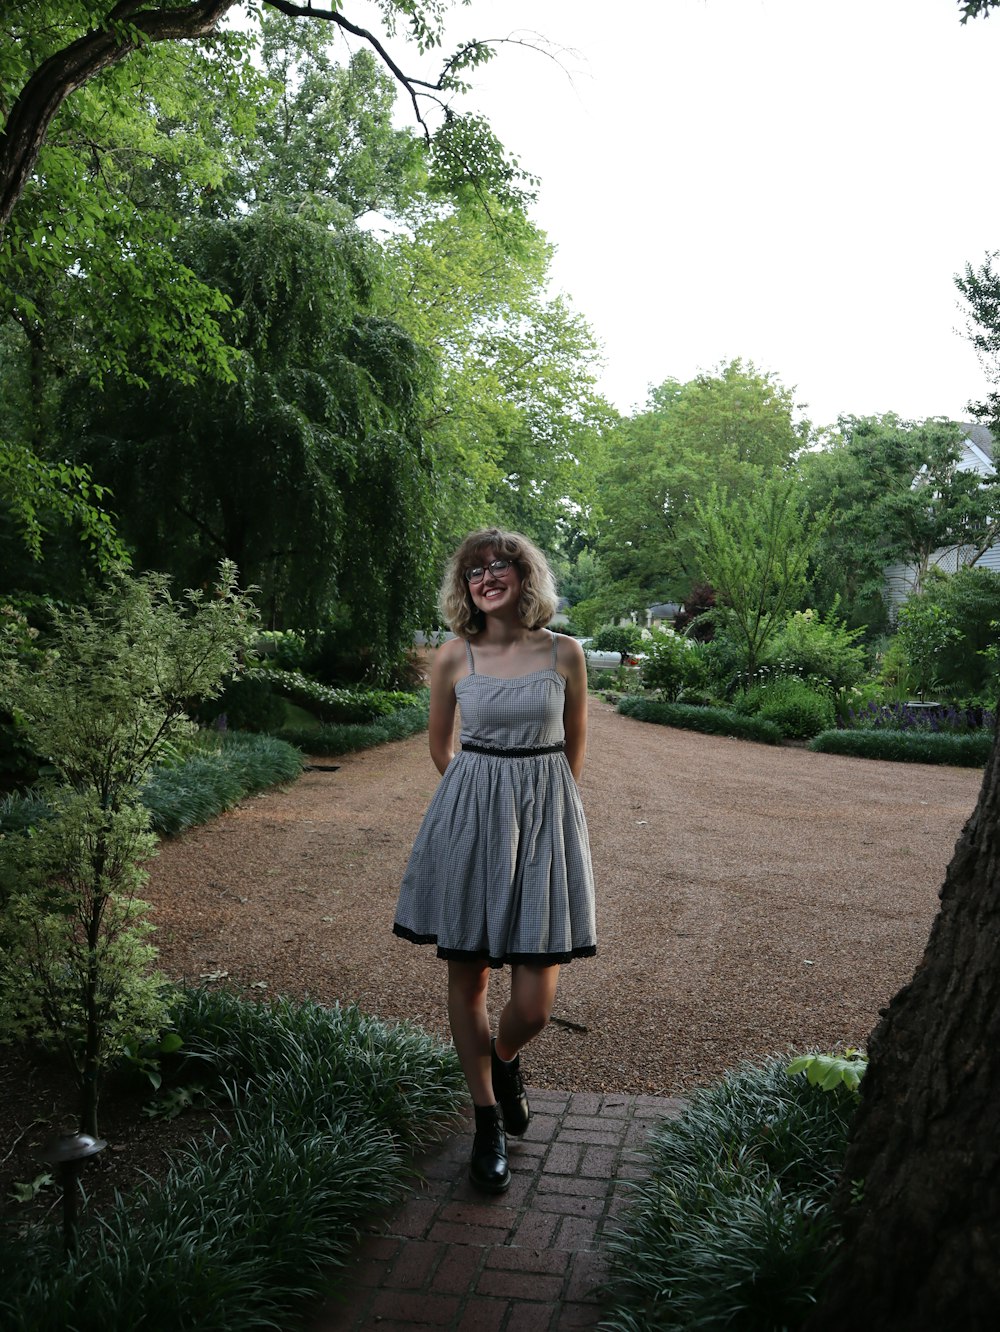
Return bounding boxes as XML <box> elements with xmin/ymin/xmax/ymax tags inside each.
<box><xmin>447</xmin><ymin>960</ymin><xmax>490</xmax><ymax>1006</ymax></box>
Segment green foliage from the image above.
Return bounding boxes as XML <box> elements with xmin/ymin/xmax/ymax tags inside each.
<box><xmin>601</xmin><ymin>1057</ymin><xmax>855</xmax><ymax>1332</ymax></box>
<box><xmin>0</xmin><ymin>790</ymin><xmax>170</xmax><ymax>1121</ymax></box>
<box><xmin>734</xmin><ymin>678</ymin><xmax>837</xmax><ymax>740</ymax></box>
<box><xmin>762</xmin><ymin>608</ymin><xmax>868</xmax><ymax>691</ymax></box>
<box><xmin>142</xmin><ymin>732</ymin><xmax>304</xmax><ymax>837</ymax></box>
<box><xmin>809</xmin><ymin>728</ymin><xmax>993</xmax><ymax>766</ymax></box>
<box><xmin>639</xmin><ymin>628</ymin><xmax>706</xmax><ymax>700</ymax></box>
<box><xmin>0</xmin><ymin>441</ymin><xmax>130</xmax><ymax>571</ymax></box>
<box><xmin>693</xmin><ymin>471</ymin><xmax>828</xmax><ymax>677</ymax></box>
<box><xmin>0</xmin><ymin>565</ymin><xmax>257</xmax><ymax>1135</ymax></box>
<box><xmin>277</xmin><ymin>694</ymin><xmax>430</xmax><ymax>756</ymax></box>
<box><xmin>617</xmin><ymin>696</ymin><xmax>784</xmax><ymax>745</ymax></box>
<box><xmin>259</xmin><ymin>669</ymin><xmax>419</xmax><ymax>723</ymax></box>
<box><xmin>895</xmin><ymin>567</ymin><xmax>1000</xmax><ymax>699</ymax></box>
<box><xmin>0</xmin><ymin>988</ymin><xmax>466</xmax><ymax>1332</ymax></box>
<box><xmin>787</xmin><ymin>1049</ymin><xmax>868</xmax><ymax>1094</ymax></box>
<box><xmin>596</xmin><ymin>360</ymin><xmax>807</xmax><ymax>609</ymax></box>
<box><xmin>592</xmin><ymin>624</ymin><xmax>644</xmax><ymax>663</ymax></box>
<box><xmin>799</xmin><ymin>415</ymin><xmax>1000</xmax><ymax>621</ymax></box>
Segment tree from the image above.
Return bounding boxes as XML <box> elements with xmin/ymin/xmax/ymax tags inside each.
<box><xmin>596</xmin><ymin>360</ymin><xmax>807</xmax><ymax>613</ymax></box>
<box><xmin>799</xmin><ymin>415</ymin><xmax>1000</xmax><ymax>622</ymax></box>
<box><xmin>1</xmin><ymin>2</ymin><xmax>532</xmax><ymax>582</ymax></box>
<box><xmin>0</xmin><ymin>565</ymin><xmax>257</xmax><ymax>1137</ymax></box>
<box><xmin>805</xmin><ymin>712</ymin><xmax>1000</xmax><ymax>1330</ymax></box>
<box><xmin>0</xmin><ymin>2</ymin><xmax>527</xmax><ymax>240</ymax></box>
<box><xmin>379</xmin><ymin>195</ymin><xmax>610</xmax><ymax>561</ymax></box>
<box><xmin>66</xmin><ymin>208</ymin><xmax>436</xmax><ymax>663</ymax></box>
<box><xmin>691</xmin><ymin>471</ymin><xmax>825</xmax><ymax>679</ymax></box>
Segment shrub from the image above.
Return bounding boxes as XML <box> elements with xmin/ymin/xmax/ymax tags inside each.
<box><xmin>639</xmin><ymin>629</ymin><xmax>706</xmax><ymax>700</ymax></box>
<box><xmin>0</xmin><ymin>566</ymin><xmax>256</xmax><ymax>1138</ymax></box>
<box><xmin>617</xmin><ymin>696</ymin><xmax>783</xmax><ymax>744</ymax></box>
<box><xmin>601</xmin><ymin>1057</ymin><xmax>856</xmax><ymax>1332</ymax></box>
<box><xmin>894</xmin><ymin>566</ymin><xmax>1000</xmax><ymax>698</ymax></box>
<box><xmin>735</xmin><ymin>678</ymin><xmax>836</xmax><ymax>739</ymax></box>
<box><xmin>262</xmin><ymin>668</ymin><xmax>419</xmax><ymax>723</ymax></box>
<box><xmin>762</xmin><ymin>608</ymin><xmax>868</xmax><ymax>690</ymax></box>
<box><xmin>809</xmin><ymin>728</ymin><xmax>993</xmax><ymax>767</ymax></box>
<box><xmin>278</xmin><ymin>695</ymin><xmax>429</xmax><ymax>755</ymax></box>
<box><xmin>199</xmin><ymin>672</ymin><xmax>286</xmax><ymax>733</ymax></box>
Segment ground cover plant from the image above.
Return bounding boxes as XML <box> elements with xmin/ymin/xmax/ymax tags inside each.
<box><xmin>809</xmin><ymin>728</ymin><xmax>993</xmax><ymax>767</ymax></box>
<box><xmin>601</xmin><ymin>1056</ymin><xmax>859</xmax><ymax>1332</ymax></box>
<box><xmin>277</xmin><ymin>692</ymin><xmax>430</xmax><ymax>756</ymax></box>
<box><xmin>617</xmin><ymin>696</ymin><xmax>783</xmax><ymax>745</ymax></box>
<box><xmin>0</xmin><ymin>988</ymin><xmax>466</xmax><ymax>1332</ymax></box>
<box><xmin>142</xmin><ymin>731</ymin><xmax>305</xmax><ymax>835</ymax></box>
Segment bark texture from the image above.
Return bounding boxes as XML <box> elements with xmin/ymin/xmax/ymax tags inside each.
<box><xmin>809</xmin><ymin>719</ymin><xmax>1000</xmax><ymax>1331</ymax></box>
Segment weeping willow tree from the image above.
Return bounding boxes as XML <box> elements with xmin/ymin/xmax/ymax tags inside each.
<box><xmin>66</xmin><ymin>208</ymin><xmax>437</xmax><ymax>672</ymax></box>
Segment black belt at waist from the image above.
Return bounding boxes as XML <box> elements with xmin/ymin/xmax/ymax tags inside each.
<box><xmin>461</xmin><ymin>741</ymin><xmax>565</xmax><ymax>758</ymax></box>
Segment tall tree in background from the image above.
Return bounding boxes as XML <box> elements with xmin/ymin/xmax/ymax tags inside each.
<box><xmin>595</xmin><ymin>359</ymin><xmax>806</xmax><ymax>614</ymax></box>
<box><xmin>0</xmin><ymin>0</ymin><xmax>532</xmax><ymax>576</ymax></box>
<box><xmin>692</xmin><ymin>471</ymin><xmax>825</xmax><ymax>677</ymax></box>
<box><xmin>799</xmin><ymin>414</ymin><xmax>1000</xmax><ymax>628</ymax></box>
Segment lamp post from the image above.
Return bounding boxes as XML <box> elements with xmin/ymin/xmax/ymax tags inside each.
<box><xmin>41</xmin><ymin>1132</ymin><xmax>107</xmax><ymax>1255</ymax></box>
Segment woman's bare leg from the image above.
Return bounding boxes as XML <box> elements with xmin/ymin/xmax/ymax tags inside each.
<box><xmin>447</xmin><ymin>959</ymin><xmax>494</xmax><ymax>1105</ymax></box>
<box><xmin>495</xmin><ymin>963</ymin><xmax>561</xmax><ymax>1061</ymax></box>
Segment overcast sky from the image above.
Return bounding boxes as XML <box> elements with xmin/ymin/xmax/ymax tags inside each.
<box><xmin>339</xmin><ymin>0</ymin><xmax>1000</xmax><ymax>428</ymax></box>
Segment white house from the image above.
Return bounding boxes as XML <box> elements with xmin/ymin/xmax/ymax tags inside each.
<box><xmin>883</xmin><ymin>423</ymin><xmax>999</xmax><ymax>614</ymax></box>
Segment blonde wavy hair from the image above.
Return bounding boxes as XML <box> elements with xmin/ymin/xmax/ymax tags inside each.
<box><xmin>438</xmin><ymin>527</ymin><xmax>559</xmax><ymax>637</ymax></box>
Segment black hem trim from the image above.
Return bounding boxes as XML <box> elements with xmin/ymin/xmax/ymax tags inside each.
<box><xmin>392</xmin><ymin>922</ymin><xmax>596</xmax><ymax>969</ymax></box>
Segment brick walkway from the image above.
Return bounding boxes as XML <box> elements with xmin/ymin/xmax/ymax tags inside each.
<box><xmin>308</xmin><ymin>1089</ymin><xmax>685</xmax><ymax>1332</ymax></box>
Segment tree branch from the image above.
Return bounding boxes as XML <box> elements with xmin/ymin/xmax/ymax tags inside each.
<box><xmin>0</xmin><ymin>0</ymin><xmax>240</xmax><ymax>235</ymax></box>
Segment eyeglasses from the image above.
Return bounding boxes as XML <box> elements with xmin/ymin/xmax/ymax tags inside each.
<box><xmin>465</xmin><ymin>558</ymin><xmax>516</xmax><ymax>584</ymax></box>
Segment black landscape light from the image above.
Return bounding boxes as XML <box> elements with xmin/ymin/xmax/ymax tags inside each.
<box><xmin>41</xmin><ymin>1132</ymin><xmax>107</xmax><ymax>1255</ymax></box>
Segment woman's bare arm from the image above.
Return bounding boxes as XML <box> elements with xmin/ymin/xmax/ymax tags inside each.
<box><xmin>427</xmin><ymin>638</ymin><xmax>463</xmax><ymax>775</ymax></box>
<box><xmin>559</xmin><ymin>635</ymin><xmax>589</xmax><ymax>781</ymax></box>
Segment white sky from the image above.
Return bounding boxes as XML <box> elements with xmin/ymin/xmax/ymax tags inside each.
<box><xmin>336</xmin><ymin>0</ymin><xmax>1000</xmax><ymax>428</ymax></box>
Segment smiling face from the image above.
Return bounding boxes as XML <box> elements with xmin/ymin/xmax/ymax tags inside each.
<box><xmin>467</xmin><ymin>548</ymin><xmax>522</xmax><ymax>617</ymax></box>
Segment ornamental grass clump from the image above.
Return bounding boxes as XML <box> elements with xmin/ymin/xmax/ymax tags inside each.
<box><xmin>0</xmin><ymin>990</ymin><xmax>466</xmax><ymax>1332</ymax></box>
<box><xmin>142</xmin><ymin>732</ymin><xmax>304</xmax><ymax>835</ymax></box>
<box><xmin>601</xmin><ymin>1058</ymin><xmax>857</xmax><ymax>1332</ymax></box>
<box><xmin>810</xmin><ymin>728</ymin><xmax>993</xmax><ymax>767</ymax></box>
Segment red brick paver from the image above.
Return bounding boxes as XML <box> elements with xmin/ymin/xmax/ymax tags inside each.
<box><xmin>307</xmin><ymin>1090</ymin><xmax>684</xmax><ymax>1332</ymax></box>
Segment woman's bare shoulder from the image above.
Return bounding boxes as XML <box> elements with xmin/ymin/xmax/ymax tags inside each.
<box><xmin>553</xmin><ymin>632</ymin><xmax>586</xmax><ymax>671</ymax></box>
<box><xmin>432</xmin><ymin>635</ymin><xmax>467</xmax><ymax>679</ymax></box>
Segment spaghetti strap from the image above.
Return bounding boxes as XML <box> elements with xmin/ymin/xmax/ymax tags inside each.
<box><xmin>465</xmin><ymin>639</ymin><xmax>475</xmax><ymax>673</ymax></box>
<box><xmin>550</xmin><ymin>630</ymin><xmax>558</xmax><ymax>669</ymax></box>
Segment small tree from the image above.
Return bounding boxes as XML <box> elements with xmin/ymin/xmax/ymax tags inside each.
<box><xmin>0</xmin><ymin>564</ymin><xmax>257</xmax><ymax>1136</ymax></box>
<box><xmin>693</xmin><ymin>472</ymin><xmax>828</xmax><ymax>678</ymax></box>
<box><xmin>592</xmin><ymin>623</ymin><xmax>644</xmax><ymax>665</ymax></box>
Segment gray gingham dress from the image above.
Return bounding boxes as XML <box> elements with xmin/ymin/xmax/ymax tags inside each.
<box><xmin>393</xmin><ymin>631</ymin><xmax>597</xmax><ymax>968</ymax></box>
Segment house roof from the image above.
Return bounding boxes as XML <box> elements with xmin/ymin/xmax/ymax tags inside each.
<box><xmin>959</xmin><ymin>421</ymin><xmax>994</xmax><ymax>463</ymax></box>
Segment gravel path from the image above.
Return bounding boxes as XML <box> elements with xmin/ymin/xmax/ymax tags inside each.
<box><xmin>147</xmin><ymin>698</ymin><xmax>982</xmax><ymax>1096</ymax></box>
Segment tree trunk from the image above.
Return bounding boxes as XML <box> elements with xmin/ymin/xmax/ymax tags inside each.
<box><xmin>807</xmin><ymin>714</ymin><xmax>1000</xmax><ymax>1331</ymax></box>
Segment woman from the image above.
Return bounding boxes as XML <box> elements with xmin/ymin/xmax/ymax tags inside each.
<box><xmin>393</xmin><ymin>527</ymin><xmax>596</xmax><ymax>1194</ymax></box>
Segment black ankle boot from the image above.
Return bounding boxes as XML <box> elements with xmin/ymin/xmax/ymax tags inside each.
<box><xmin>491</xmin><ymin>1038</ymin><xmax>530</xmax><ymax>1137</ymax></box>
<box><xmin>470</xmin><ymin>1103</ymin><xmax>510</xmax><ymax>1194</ymax></box>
